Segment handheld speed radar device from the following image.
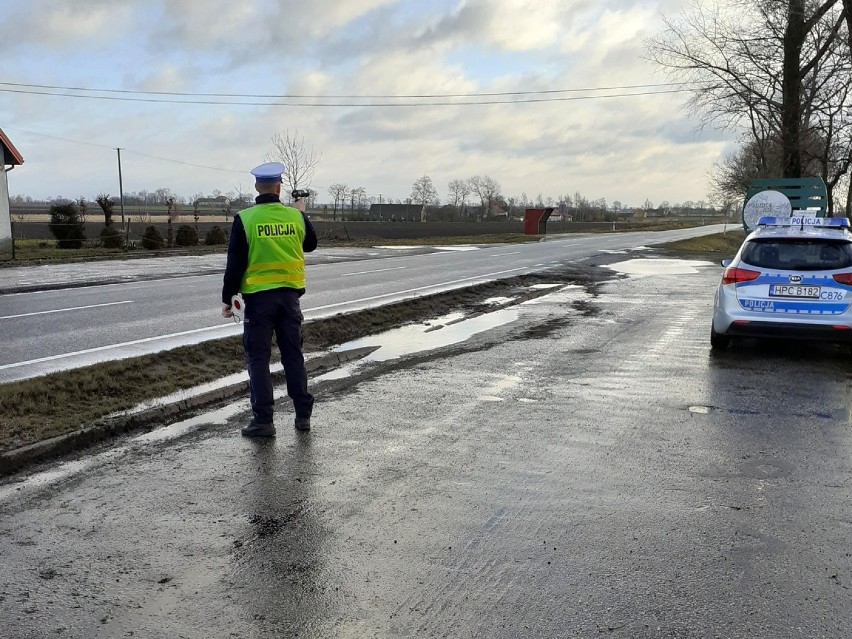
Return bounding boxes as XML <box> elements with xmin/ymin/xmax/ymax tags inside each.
<box><xmin>292</xmin><ymin>189</ymin><xmax>311</xmax><ymax>199</ymax></box>
<box><xmin>230</xmin><ymin>294</ymin><xmax>245</xmax><ymax>323</ymax></box>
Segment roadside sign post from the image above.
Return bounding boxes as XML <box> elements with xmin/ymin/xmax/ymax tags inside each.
<box><xmin>742</xmin><ymin>177</ymin><xmax>828</xmax><ymax>232</ymax></box>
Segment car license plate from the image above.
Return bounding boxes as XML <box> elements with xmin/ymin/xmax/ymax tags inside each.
<box><xmin>769</xmin><ymin>284</ymin><xmax>821</xmax><ymax>298</ymax></box>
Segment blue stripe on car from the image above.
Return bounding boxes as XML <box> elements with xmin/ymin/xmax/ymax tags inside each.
<box><xmin>738</xmin><ymin>298</ymin><xmax>849</xmax><ymax>314</ymax></box>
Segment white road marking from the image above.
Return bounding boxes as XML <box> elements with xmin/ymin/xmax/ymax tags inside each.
<box><xmin>0</xmin><ymin>268</ymin><xmax>527</xmax><ymax>372</ymax></box>
<box><xmin>2</xmin><ymin>275</ymin><xmax>218</xmax><ymax>297</ymax></box>
<box><xmin>0</xmin><ymin>300</ymin><xmax>134</xmax><ymax>320</ymax></box>
<box><xmin>489</xmin><ymin>251</ymin><xmax>521</xmax><ymax>257</ymax></box>
<box><xmin>342</xmin><ymin>266</ymin><xmax>407</xmax><ymax>277</ymax></box>
<box><xmin>307</xmin><ymin>268</ymin><xmax>528</xmax><ymax>312</ymax></box>
<box><xmin>0</xmin><ymin>323</ymin><xmax>237</xmax><ymax>371</ymax></box>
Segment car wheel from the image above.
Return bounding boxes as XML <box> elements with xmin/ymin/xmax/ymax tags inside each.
<box><xmin>710</xmin><ymin>326</ymin><xmax>730</xmax><ymax>351</ymax></box>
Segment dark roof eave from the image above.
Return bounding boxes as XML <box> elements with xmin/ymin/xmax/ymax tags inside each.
<box><xmin>0</xmin><ymin>129</ymin><xmax>24</xmax><ymax>166</ymax></box>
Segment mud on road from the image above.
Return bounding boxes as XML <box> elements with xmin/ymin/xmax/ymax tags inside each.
<box><xmin>302</xmin><ymin>260</ymin><xmax>614</xmax><ymax>351</ymax></box>
<box><xmin>5</xmin><ymin>250</ymin><xmax>852</xmax><ymax>638</ymax></box>
<box><xmin>0</xmin><ymin>259</ymin><xmax>617</xmax><ymax>469</ymax></box>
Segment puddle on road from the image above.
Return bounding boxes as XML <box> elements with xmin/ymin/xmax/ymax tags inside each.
<box><xmin>318</xmin><ymin>284</ymin><xmax>588</xmax><ymax>382</ymax></box>
<box><xmin>1</xmin><ymin>283</ymin><xmax>590</xmax><ymax>498</ymax></box>
<box><xmin>688</xmin><ymin>405</ymin><xmax>713</xmax><ymax>414</ymax></box>
<box><xmin>598</xmin><ymin>246</ymin><xmax>652</xmax><ymax>255</ymax></box>
<box><xmin>606</xmin><ymin>258</ymin><xmax>716</xmax><ymax>277</ymax></box>
<box><xmin>483</xmin><ymin>296</ymin><xmax>517</xmax><ymax>306</ymax></box>
<box><xmin>318</xmin><ymin>308</ymin><xmax>520</xmax><ymax>381</ymax></box>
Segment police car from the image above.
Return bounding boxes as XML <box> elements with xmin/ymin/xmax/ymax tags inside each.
<box><xmin>711</xmin><ymin>215</ymin><xmax>852</xmax><ymax>350</ymax></box>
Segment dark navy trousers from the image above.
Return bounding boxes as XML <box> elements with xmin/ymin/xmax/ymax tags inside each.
<box><xmin>242</xmin><ymin>287</ymin><xmax>314</xmax><ymax>424</ymax></box>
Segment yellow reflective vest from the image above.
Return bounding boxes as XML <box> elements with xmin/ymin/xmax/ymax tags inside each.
<box><xmin>239</xmin><ymin>202</ymin><xmax>306</xmax><ymax>294</ymax></box>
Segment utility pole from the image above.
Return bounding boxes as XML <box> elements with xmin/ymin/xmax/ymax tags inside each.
<box><xmin>116</xmin><ymin>148</ymin><xmax>127</xmax><ymax>247</ymax></box>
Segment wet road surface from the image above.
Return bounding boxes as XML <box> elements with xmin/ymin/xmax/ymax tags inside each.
<box><xmin>0</xmin><ymin>225</ymin><xmax>728</xmax><ymax>382</ymax></box>
<box><xmin>2</xmin><ymin>255</ymin><xmax>852</xmax><ymax>638</ymax></box>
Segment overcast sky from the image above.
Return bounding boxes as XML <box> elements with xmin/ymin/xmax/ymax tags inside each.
<box><xmin>1</xmin><ymin>0</ymin><xmax>736</xmax><ymax>207</ymax></box>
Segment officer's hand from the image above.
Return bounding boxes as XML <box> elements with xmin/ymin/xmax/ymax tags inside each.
<box><xmin>222</xmin><ymin>303</ymin><xmax>233</xmax><ymax>318</ymax></box>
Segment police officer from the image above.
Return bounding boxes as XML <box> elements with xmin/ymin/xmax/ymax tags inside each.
<box><xmin>221</xmin><ymin>162</ymin><xmax>318</xmax><ymax>437</ymax></box>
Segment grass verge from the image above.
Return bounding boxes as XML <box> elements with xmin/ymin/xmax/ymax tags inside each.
<box><xmin>661</xmin><ymin>229</ymin><xmax>746</xmax><ymax>255</ymax></box>
<box><xmin>0</xmin><ymin>270</ymin><xmax>599</xmax><ymax>455</ymax></box>
<box><xmin>6</xmin><ymin>239</ymin><xmax>226</xmax><ymax>264</ymax></box>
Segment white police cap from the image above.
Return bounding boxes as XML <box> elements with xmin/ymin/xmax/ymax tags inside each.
<box><xmin>250</xmin><ymin>162</ymin><xmax>285</xmax><ymax>183</ymax></box>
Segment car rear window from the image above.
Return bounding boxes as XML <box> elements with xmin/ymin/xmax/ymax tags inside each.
<box><xmin>742</xmin><ymin>239</ymin><xmax>852</xmax><ymax>270</ymax></box>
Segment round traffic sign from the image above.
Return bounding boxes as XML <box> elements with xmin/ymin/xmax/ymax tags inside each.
<box><xmin>743</xmin><ymin>190</ymin><xmax>792</xmax><ymax>231</ymax></box>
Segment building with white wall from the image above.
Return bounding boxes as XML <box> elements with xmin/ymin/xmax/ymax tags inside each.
<box><xmin>0</xmin><ymin>129</ymin><xmax>24</xmax><ymax>259</ymax></box>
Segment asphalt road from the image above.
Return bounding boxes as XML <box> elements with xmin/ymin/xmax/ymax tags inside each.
<box><xmin>0</xmin><ymin>224</ymin><xmax>729</xmax><ymax>381</ymax></box>
<box><xmin>2</xmin><ymin>252</ymin><xmax>851</xmax><ymax>638</ymax></box>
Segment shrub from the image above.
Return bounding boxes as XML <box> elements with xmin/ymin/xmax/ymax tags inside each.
<box><xmin>174</xmin><ymin>225</ymin><xmax>198</xmax><ymax>247</ymax></box>
<box><xmin>100</xmin><ymin>226</ymin><xmax>123</xmax><ymax>249</ymax></box>
<box><xmin>205</xmin><ymin>226</ymin><xmax>228</xmax><ymax>245</ymax></box>
<box><xmin>141</xmin><ymin>225</ymin><xmax>165</xmax><ymax>250</ymax></box>
<box><xmin>48</xmin><ymin>203</ymin><xmax>86</xmax><ymax>249</ymax></box>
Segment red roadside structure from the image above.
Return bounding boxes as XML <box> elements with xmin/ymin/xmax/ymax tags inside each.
<box><xmin>0</xmin><ymin>128</ymin><xmax>24</xmax><ymax>259</ymax></box>
<box><xmin>523</xmin><ymin>207</ymin><xmax>555</xmax><ymax>235</ymax></box>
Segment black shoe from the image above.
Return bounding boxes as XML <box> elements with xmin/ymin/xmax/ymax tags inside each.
<box><xmin>241</xmin><ymin>419</ymin><xmax>276</xmax><ymax>438</ymax></box>
<box><xmin>294</xmin><ymin>417</ymin><xmax>311</xmax><ymax>432</ymax></box>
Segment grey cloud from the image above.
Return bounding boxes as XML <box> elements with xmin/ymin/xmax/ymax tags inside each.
<box><xmin>0</xmin><ymin>0</ymin><xmax>130</xmax><ymax>54</ymax></box>
<box><xmin>413</xmin><ymin>2</ymin><xmax>492</xmax><ymax>49</ymax></box>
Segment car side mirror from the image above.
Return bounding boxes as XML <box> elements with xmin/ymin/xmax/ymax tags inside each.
<box><xmin>721</xmin><ymin>258</ymin><xmax>733</xmax><ymax>267</ymax></box>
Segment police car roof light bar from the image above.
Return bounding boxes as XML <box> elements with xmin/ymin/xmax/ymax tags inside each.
<box><xmin>756</xmin><ymin>215</ymin><xmax>850</xmax><ymax>229</ymax></box>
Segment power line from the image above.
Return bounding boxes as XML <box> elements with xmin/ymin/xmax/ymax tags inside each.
<box><xmin>4</xmin><ymin>126</ymin><xmax>244</xmax><ymax>174</ymax></box>
<box><xmin>0</xmin><ymin>86</ymin><xmax>688</xmax><ymax>107</ymax></box>
<box><xmin>121</xmin><ymin>149</ymin><xmax>244</xmax><ymax>174</ymax></box>
<box><xmin>0</xmin><ymin>80</ymin><xmax>692</xmax><ymax>100</ymax></box>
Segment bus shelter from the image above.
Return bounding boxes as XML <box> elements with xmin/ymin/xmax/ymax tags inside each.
<box><xmin>524</xmin><ymin>207</ymin><xmax>556</xmax><ymax>235</ymax></box>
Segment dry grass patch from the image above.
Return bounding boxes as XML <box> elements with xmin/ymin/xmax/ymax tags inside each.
<box><xmin>662</xmin><ymin>229</ymin><xmax>747</xmax><ymax>254</ymax></box>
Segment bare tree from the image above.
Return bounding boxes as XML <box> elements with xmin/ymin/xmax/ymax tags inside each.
<box><xmin>77</xmin><ymin>197</ymin><xmax>89</xmax><ymax>225</ymax></box>
<box><xmin>269</xmin><ymin>130</ymin><xmax>321</xmax><ymax>192</ymax></box>
<box><xmin>351</xmin><ymin>187</ymin><xmax>368</xmax><ymax>213</ymax></box>
<box><xmin>327</xmin><ymin>183</ymin><xmax>349</xmax><ymax>221</ymax></box>
<box><xmin>410</xmin><ymin>175</ymin><xmax>439</xmax><ymax>206</ymax></box>
<box><xmin>232</xmin><ymin>183</ymin><xmax>253</xmax><ymax>210</ymax></box>
<box><xmin>153</xmin><ymin>187</ymin><xmax>173</xmax><ymax>204</ymax></box>
<box><xmin>469</xmin><ymin>175</ymin><xmax>502</xmax><ymax>221</ymax></box>
<box><xmin>647</xmin><ymin>0</ymin><xmax>848</xmax><ymax>181</ymax></box>
<box><xmin>96</xmin><ymin>193</ymin><xmax>115</xmax><ymax>227</ymax></box>
<box><xmin>307</xmin><ymin>188</ymin><xmax>319</xmax><ymax>210</ymax></box>
<box><xmin>447</xmin><ymin>178</ymin><xmax>471</xmax><ymax>220</ymax></box>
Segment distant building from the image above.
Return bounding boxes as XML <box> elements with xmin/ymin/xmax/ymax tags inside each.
<box><xmin>0</xmin><ymin>129</ymin><xmax>24</xmax><ymax>258</ymax></box>
<box><xmin>193</xmin><ymin>195</ymin><xmax>232</xmax><ymax>220</ymax></box>
<box><xmin>368</xmin><ymin>202</ymin><xmax>425</xmax><ymax>222</ymax></box>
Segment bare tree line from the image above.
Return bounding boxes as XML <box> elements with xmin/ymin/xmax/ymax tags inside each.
<box><xmin>647</xmin><ymin>0</ymin><xmax>852</xmax><ymax>214</ymax></box>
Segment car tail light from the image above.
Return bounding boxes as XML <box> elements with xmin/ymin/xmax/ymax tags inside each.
<box><xmin>833</xmin><ymin>272</ymin><xmax>852</xmax><ymax>285</ymax></box>
<box><xmin>833</xmin><ymin>325</ymin><xmax>851</xmax><ymax>331</ymax></box>
<box><xmin>721</xmin><ymin>267</ymin><xmax>761</xmax><ymax>285</ymax></box>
